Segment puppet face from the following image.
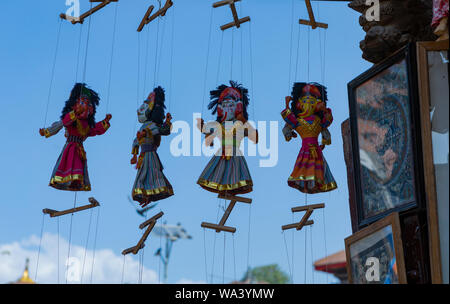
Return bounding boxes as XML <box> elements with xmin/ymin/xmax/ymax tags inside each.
<box><xmin>74</xmin><ymin>96</ymin><xmax>93</xmax><ymax>120</ymax></box>
<box><xmin>217</xmin><ymin>87</ymin><xmax>243</xmax><ymax>122</ymax></box>
<box><xmin>137</xmin><ymin>92</ymin><xmax>156</xmax><ymax>123</ymax></box>
<box><xmin>296</xmin><ymin>95</ymin><xmax>322</xmax><ymax>117</ymax></box>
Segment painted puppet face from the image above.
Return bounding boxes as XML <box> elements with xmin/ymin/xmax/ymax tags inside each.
<box><xmin>74</xmin><ymin>96</ymin><xmax>93</xmax><ymax>120</ymax></box>
<box><xmin>217</xmin><ymin>87</ymin><xmax>243</xmax><ymax>122</ymax></box>
<box><xmin>137</xmin><ymin>92</ymin><xmax>156</xmax><ymax>123</ymax></box>
<box><xmin>296</xmin><ymin>95</ymin><xmax>323</xmax><ymax>117</ymax></box>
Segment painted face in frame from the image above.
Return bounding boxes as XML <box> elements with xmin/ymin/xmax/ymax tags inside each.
<box><xmin>137</xmin><ymin>92</ymin><xmax>156</xmax><ymax>123</ymax></box>
<box><xmin>217</xmin><ymin>87</ymin><xmax>243</xmax><ymax>122</ymax></box>
<box><xmin>74</xmin><ymin>96</ymin><xmax>93</xmax><ymax>120</ymax></box>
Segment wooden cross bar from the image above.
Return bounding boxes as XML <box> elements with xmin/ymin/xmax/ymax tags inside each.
<box><xmin>201</xmin><ymin>194</ymin><xmax>252</xmax><ymax>233</ymax></box>
<box><xmin>122</xmin><ymin>211</ymin><xmax>164</xmax><ymax>255</ymax></box>
<box><xmin>281</xmin><ymin>203</ymin><xmax>325</xmax><ymax>231</ymax></box>
<box><xmin>60</xmin><ymin>0</ymin><xmax>118</xmax><ymax>25</ymax></box>
<box><xmin>42</xmin><ymin>197</ymin><xmax>100</xmax><ymax>218</ymax></box>
<box><xmin>212</xmin><ymin>0</ymin><xmax>250</xmax><ymax>31</ymax></box>
<box><xmin>299</xmin><ymin>0</ymin><xmax>328</xmax><ymax>29</ymax></box>
<box><xmin>137</xmin><ymin>0</ymin><xmax>173</xmax><ymax>32</ymax></box>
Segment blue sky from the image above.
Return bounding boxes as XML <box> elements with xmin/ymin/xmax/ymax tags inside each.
<box><xmin>0</xmin><ymin>0</ymin><xmax>371</xmax><ymax>283</ymax></box>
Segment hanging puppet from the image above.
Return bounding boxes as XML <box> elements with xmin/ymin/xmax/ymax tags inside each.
<box><xmin>39</xmin><ymin>83</ymin><xmax>112</xmax><ymax>191</ymax></box>
<box><xmin>131</xmin><ymin>86</ymin><xmax>173</xmax><ymax>208</ymax></box>
<box><xmin>281</xmin><ymin>82</ymin><xmax>337</xmax><ymax>194</ymax></box>
<box><xmin>197</xmin><ymin>81</ymin><xmax>258</xmax><ymax>195</ymax></box>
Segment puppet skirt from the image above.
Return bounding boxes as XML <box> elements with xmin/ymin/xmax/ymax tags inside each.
<box><xmin>49</xmin><ymin>142</ymin><xmax>91</xmax><ymax>191</ymax></box>
<box><xmin>132</xmin><ymin>151</ymin><xmax>174</xmax><ymax>204</ymax></box>
<box><xmin>197</xmin><ymin>156</ymin><xmax>253</xmax><ymax>195</ymax></box>
<box><xmin>287</xmin><ymin>138</ymin><xmax>337</xmax><ymax>194</ymax></box>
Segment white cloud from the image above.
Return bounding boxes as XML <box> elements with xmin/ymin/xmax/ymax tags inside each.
<box><xmin>0</xmin><ymin>233</ymin><xmax>159</xmax><ymax>284</ymax></box>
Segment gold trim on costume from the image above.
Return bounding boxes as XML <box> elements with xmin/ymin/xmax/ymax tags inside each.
<box><xmin>49</xmin><ymin>174</ymin><xmax>91</xmax><ymax>191</ymax></box>
<box><xmin>44</xmin><ymin>129</ymin><xmax>51</xmax><ymax>138</ymax></box>
<box><xmin>102</xmin><ymin>120</ymin><xmax>110</xmax><ymax>131</ymax></box>
<box><xmin>197</xmin><ymin>178</ymin><xmax>253</xmax><ymax>192</ymax></box>
<box><xmin>133</xmin><ymin>186</ymin><xmax>174</xmax><ymax>196</ymax></box>
<box><xmin>281</xmin><ymin>108</ymin><xmax>292</xmax><ymax>120</ymax></box>
<box><xmin>69</xmin><ymin>111</ymin><xmax>77</xmax><ymax>121</ymax></box>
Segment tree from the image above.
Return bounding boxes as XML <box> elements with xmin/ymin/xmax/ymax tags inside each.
<box><xmin>242</xmin><ymin>264</ymin><xmax>290</xmax><ymax>284</ymax></box>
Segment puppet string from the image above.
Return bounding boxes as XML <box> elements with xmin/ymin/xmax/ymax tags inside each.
<box><xmin>282</xmin><ymin>231</ymin><xmax>293</xmax><ymax>283</ymax></box>
<box><xmin>80</xmin><ymin>208</ymin><xmax>94</xmax><ymax>284</ymax></box>
<box><xmin>105</xmin><ymin>2</ymin><xmax>119</xmax><ymax>114</ymax></box>
<box><xmin>43</xmin><ymin>18</ymin><xmax>63</xmax><ymax>128</ymax></box>
<box><xmin>168</xmin><ymin>5</ymin><xmax>176</xmax><ymax>113</ymax></box>
<box><xmin>201</xmin><ymin>6</ymin><xmax>214</xmax><ymax>120</ymax></box>
<box><xmin>34</xmin><ymin>213</ymin><xmax>45</xmax><ymax>282</ymax></box>
<box><xmin>90</xmin><ymin>206</ymin><xmax>100</xmax><ymax>284</ymax></box>
<box><xmin>65</xmin><ymin>193</ymin><xmax>77</xmax><ymax>284</ymax></box>
<box><xmin>288</xmin><ymin>0</ymin><xmax>295</xmax><ymax>92</ymax></box>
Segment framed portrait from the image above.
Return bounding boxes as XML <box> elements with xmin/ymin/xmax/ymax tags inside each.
<box><xmin>348</xmin><ymin>43</ymin><xmax>425</xmax><ymax>228</ymax></box>
<box><xmin>345</xmin><ymin>212</ymin><xmax>407</xmax><ymax>284</ymax></box>
<box><xmin>416</xmin><ymin>40</ymin><xmax>449</xmax><ymax>284</ymax></box>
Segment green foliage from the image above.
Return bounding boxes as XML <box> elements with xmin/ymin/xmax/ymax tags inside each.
<box><xmin>242</xmin><ymin>264</ymin><xmax>290</xmax><ymax>284</ymax></box>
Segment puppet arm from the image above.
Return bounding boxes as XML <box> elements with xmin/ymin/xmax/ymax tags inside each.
<box><xmin>282</xmin><ymin>123</ymin><xmax>297</xmax><ymax>142</ymax></box>
<box><xmin>88</xmin><ymin>114</ymin><xmax>112</xmax><ymax>137</ymax></box>
<box><xmin>158</xmin><ymin>113</ymin><xmax>172</xmax><ymax>136</ymax></box>
<box><xmin>242</xmin><ymin>121</ymin><xmax>259</xmax><ymax>144</ymax></box>
<box><xmin>131</xmin><ymin>137</ymin><xmax>139</xmax><ymax>164</ymax></box>
<box><xmin>39</xmin><ymin>120</ymin><xmax>64</xmax><ymax>138</ymax></box>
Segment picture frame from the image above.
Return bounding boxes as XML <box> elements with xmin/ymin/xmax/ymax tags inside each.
<box><xmin>347</xmin><ymin>43</ymin><xmax>425</xmax><ymax>228</ymax></box>
<box><xmin>345</xmin><ymin>212</ymin><xmax>407</xmax><ymax>284</ymax></box>
<box><xmin>416</xmin><ymin>40</ymin><xmax>449</xmax><ymax>284</ymax></box>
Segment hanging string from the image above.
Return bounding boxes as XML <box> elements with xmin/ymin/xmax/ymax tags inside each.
<box><xmin>158</xmin><ymin>210</ymin><xmax>162</xmax><ymax>284</ymax></box>
<box><xmin>74</xmin><ymin>24</ymin><xmax>84</xmax><ymax>82</ymax></box>
<box><xmin>210</xmin><ymin>198</ymin><xmax>223</xmax><ymax>283</ymax></box>
<box><xmin>34</xmin><ymin>213</ymin><xmax>45</xmax><ymax>282</ymax></box>
<box><xmin>304</xmin><ymin>220</ymin><xmax>307</xmax><ymax>284</ymax></box>
<box><xmin>232</xmin><ymin>233</ymin><xmax>237</xmax><ymax>282</ymax></box>
<box><xmin>248</xmin><ymin>22</ymin><xmax>256</xmax><ymax>120</ymax></box>
<box><xmin>168</xmin><ymin>5</ymin><xmax>176</xmax><ymax>112</ymax></box>
<box><xmin>291</xmin><ymin>212</ymin><xmax>295</xmax><ymax>283</ymax></box>
<box><xmin>239</xmin><ymin>2</ymin><xmax>244</xmax><ymax>83</ymax></box>
<box><xmin>282</xmin><ymin>231</ymin><xmax>293</xmax><ymax>284</ymax></box>
<box><xmin>89</xmin><ymin>206</ymin><xmax>101</xmax><ymax>284</ymax></box>
<box><xmin>222</xmin><ymin>233</ymin><xmax>226</xmax><ymax>284</ymax></box>
<box><xmin>310</xmin><ymin>223</ymin><xmax>314</xmax><ymax>283</ymax></box>
<box><xmin>121</xmin><ymin>255</ymin><xmax>126</xmax><ymax>284</ymax></box>
<box><xmin>203</xmin><ymin>228</ymin><xmax>209</xmax><ymax>283</ymax></box>
<box><xmin>57</xmin><ymin>217</ymin><xmax>60</xmax><ymax>284</ymax></box>
<box><xmin>156</xmin><ymin>15</ymin><xmax>167</xmax><ymax>87</ymax></box>
<box><xmin>43</xmin><ymin>18</ymin><xmax>63</xmax><ymax>127</ymax></box>
<box><xmin>81</xmin><ymin>2</ymin><xmax>94</xmax><ymax>84</ymax></box>
<box><xmin>153</xmin><ymin>17</ymin><xmax>161</xmax><ymax>87</ymax></box>
<box><xmin>307</xmin><ymin>26</ymin><xmax>310</xmax><ymax>82</ymax></box>
<box><xmin>246</xmin><ymin>203</ymin><xmax>252</xmax><ymax>273</ymax></box>
<box><xmin>287</xmin><ymin>0</ymin><xmax>295</xmax><ymax>91</ymax></box>
<box><xmin>80</xmin><ymin>208</ymin><xmax>94</xmax><ymax>284</ymax></box>
<box><xmin>142</xmin><ymin>25</ymin><xmax>151</xmax><ymax>98</ymax></box>
<box><xmin>322</xmin><ymin>207</ymin><xmax>329</xmax><ymax>283</ymax></box>
<box><xmin>230</xmin><ymin>28</ymin><xmax>235</xmax><ymax>80</ymax></box>
<box><xmin>65</xmin><ymin>193</ymin><xmax>77</xmax><ymax>284</ymax></box>
<box><xmin>201</xmin><ymin>6</ymin><xmax>214</xmax><ymax>120</ymax></box>
<box><xmin>105</xmin><ymin>2</ymin><xmax>119</xmax><ymax>114</ymax></box>
<box><xmin>294</xmin><ymin>23</ymin><xmax>301</xmax><ymax>81</ymax></box>
<box><xmin>216</xmin><ymin>31</ymin><xmax>225</xmax><ymax>84</ymax></box>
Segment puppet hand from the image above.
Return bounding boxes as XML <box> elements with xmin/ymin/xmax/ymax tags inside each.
<box><xmin>165</xmin><ymin>113</ymin><xmax>172</xmax><ymax>123</ymax></box>
<box><xmin>137</xmin><ymin>130</ymin><xmax>147</xmax><ymax>140</ymax></box>
<box><xmin>285</xmin><ymin>96</ymin><xmax>292</xmax><ymax>109</ymax></box>
<box><xmin>105</xmin><ymin>114</ymin><xmax>112</xmax><ymax>122</ymax></box>
<box><xmin>291</xmin><ymin>131</ymin><xmax>297</xmax><ymax>138</ymax></box>
<box><xmin>236</xmin><ymin>113</ymin><xmax>247</xmax><ymax>123</ymax></box>
<box><xmin>130</xmin><ymin>155</ymin><xmax>137</xmax><ymax>165</ymax></box>
<box><xmin>196</xmin><ymin>118</ymin><xmax>204</xmax><ymax>131</ymax></box>
<box><xmin>39</xmin><ymin>128</ymin><xmax>45</xmax><ymax>137</ymax></box>
<box><xmin>320</xmin><ymin>144</ymin><xmax>325</xmax><ymax>151</ymax></box>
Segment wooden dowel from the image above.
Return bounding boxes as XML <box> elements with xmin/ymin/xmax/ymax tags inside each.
<box><xmin>296</xmin><ymin>209</ymin><xmax>314</xmax><ymax>230</ymax></box>
<box><xmin>61</xmin><ymin>0</ymin><xmax>117</xmax><ymax>25</ymax></box>
<box><xmin>291</xmin><ymin>203</ymin><xmax>325</xmax><ymax>213</ymax></box>
<box><xmin>133</xmin><ymin>221</ymin><xmax>156</xmax><ymax>254</ymax></box>
<box><xmin>213</xmin><ymin>0</ymin><xmax>240</xmax><ymax>8</ymax></box>
<box><xmin>201</xmin><ymin>222</ymin><xmax>236</xmax><ymax>233</ymax></box>
<box><xmin>220</xmin><ymin>16</ymin><xmax>250</xmax><ymax>31</ymax></box>
<box><xmin>139</xmin><ymin>211</ymin><xmax>164</xmax><ymax>229</ymax></box>
<box><xmin>137</xmin><ymin>5</ymin><xmax>154</xmax><ymax>32</ymax></box>
<box><xmin>42</xmin><ymin>197</ymin><xmax>100</xmax><ymax>218</ymax></box>
<box><xmin>304</xmin><ymin>0</ymin><xmax>317</xmax><ymax>26</ymax></box>
<box><xmin>217</xmin><ymin>201</ymin><xmax>236</xmax><ymax>231</ymax></box>
<box><xmin>229</xmin><ymin>3</ymin><xmax>240</xmax><ymax>28</ymax></box>
<box><xmin>218</xmin><ymin>194</ymin><xmax>252</xmax><ymax>204</ymax></box>
<box><xmin>122</xmin><ymin>243</ymin><xmax>145</xmax><ymax>256</ymax></box>
<box><xmin>282</xmin><ymin>220</ymin><xmax>314</xmax><ymax>231</ymax></box>
<box><xmin>299</xmin><ymin>19</ymin><xmax>328</xmax><ymax>29</ymax></box>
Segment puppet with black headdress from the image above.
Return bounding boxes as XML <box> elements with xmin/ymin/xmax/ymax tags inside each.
<box><xmin>281</xmin><ymin>82</ymin><xmax>337</xmax><ymax>194</ymax></box>
<box><xmin>39</xmin><ymin>83</ymin><xmax>112</xmax><ymax>191</ymax></box>
<box><xmin>131</xmin><ymin>86</ymin><xmax>173</xmax><ymax>208</ymax></box>
<box><xmin>197</xmin><ymin>81</ymin><xmax>258</xmax><ymax>195</ymax></box>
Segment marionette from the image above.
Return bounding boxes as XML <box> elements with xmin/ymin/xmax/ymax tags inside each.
<box><xmin>39</xmin><ymin>83</ymin><xmax>112</xmax><ymax>191</ymax></box>
<box><xmin>281</xmin><ymin>82</ymin><xmax>337</xmax><ymax>194</ymax></box>
<box><xmin>197</xmin><ymin>81</ymin><xmax>258</xmax><ymax>195</ymax></box>
<box><xmin>131</xmin><ymin>86</ymin><xmax>174</xmax><ymax>208</ymax></box>
<box><xmin>432</xmin><ymin>0</ymin><xmax>449</xmax><ymax>41</ymax></box>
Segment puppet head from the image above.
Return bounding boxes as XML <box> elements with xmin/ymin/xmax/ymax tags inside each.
<box><xmin>138</xmin><ymin>86</ymin><xmax>166</xmax><ymax>124</ymax></box>
<box><xmin>208</xmin><ymin>81</ymin><xmax>249</xmax><ymax>123</ymax></box>
<box><xmin>291</xmin><ymin>82</ymin><xmax>328</xmax><ymax>118</ymax></box>
<box><xmin>61</xmin><ymin>83</ymin><xmax>99</xmax><ymax>128</ymax></box>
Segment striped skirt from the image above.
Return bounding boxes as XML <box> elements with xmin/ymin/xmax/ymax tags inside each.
<box><xmin>132</xmin><ymin>151</ymin><xmax>174</xmax><ymax>204</ymax></box>
<box><xmin>197</xmin><ymin>156</ymin><xmax>253</xmax><ymax>195</ymax></box>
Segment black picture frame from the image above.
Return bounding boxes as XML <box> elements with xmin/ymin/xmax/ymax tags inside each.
<box><xmin>347</xmin><ymin>43</ymin><xmax>425</xmax><ymax>229</ymax></box>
